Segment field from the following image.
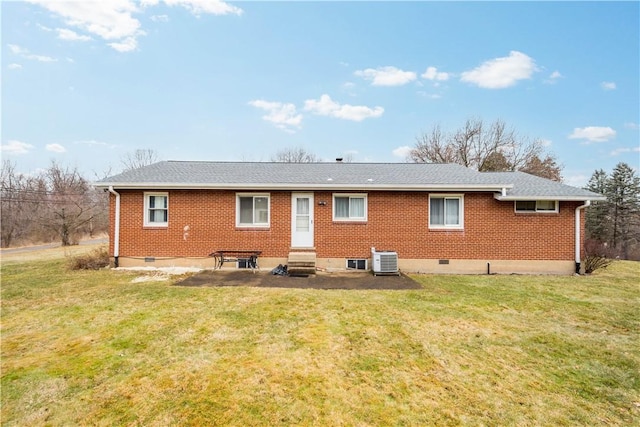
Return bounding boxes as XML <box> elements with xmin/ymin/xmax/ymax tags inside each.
<box><xmin>1</xmin><ymin>246</ymin><xmax>639</xmax><ymax>426</ymax></box>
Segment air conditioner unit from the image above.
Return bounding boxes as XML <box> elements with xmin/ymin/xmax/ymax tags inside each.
<box><xmin>371</xmin><ymin>247</ymin><xmax>399</xmax><ymax>275</ymax></box>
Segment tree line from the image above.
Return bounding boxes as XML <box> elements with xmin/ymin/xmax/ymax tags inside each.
<box><xmin>0</xmin><ymin>150</ymin><xmax>157</xmax><ymax>248</ymax></box>
<box><xmin>585</xmin><ymin>162</ymin><xmax>640</xmax><ymax>260</ymax></box>
<box><xmin>1</xmin><ymin>160</ymin><xmax>109</xmax><ymax>248</ymax></box>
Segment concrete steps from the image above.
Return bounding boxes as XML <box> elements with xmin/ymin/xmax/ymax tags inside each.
<box><xmin>287</xmin><ymin>252</ymin><xmax>316</xmax><ymax>275</ymax></box>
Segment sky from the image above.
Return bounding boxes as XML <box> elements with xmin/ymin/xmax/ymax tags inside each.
<box><xmin>2</xmin><ymin>0</ymin><xmax>639</xmax><ymax>186</ymax></box>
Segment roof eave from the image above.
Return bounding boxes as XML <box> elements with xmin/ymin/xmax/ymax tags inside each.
<box><xmin>95</xmin><ymin>182</ymin><xmax>513</xmax><ymax>192</ymax></box>
<box><xmin>494</xmin><ymin>194</ymin><xmax>607</xmax><ymax>202</ymax></box>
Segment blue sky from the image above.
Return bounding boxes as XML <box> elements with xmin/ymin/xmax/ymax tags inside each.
<box><xmin>2</xmin><ymin>1</ymin><xmax>639</xmax><ymax>186</ymax></box>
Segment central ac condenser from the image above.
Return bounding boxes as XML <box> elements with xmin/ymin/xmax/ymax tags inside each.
<box><xmin>371</xmin><ymin>247</ymin><xmax>399</xmax><ymax>275</ymax></box>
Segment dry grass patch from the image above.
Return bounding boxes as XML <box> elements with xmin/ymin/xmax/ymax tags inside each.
<box><xmin>66</xmin><ymin>245</ymin><xmax>110</xmax><ymax>270</ymax></box>
<box><xmin>1</xmin><ymin>254</ymin><xmax>639</xmax><ymax>426</ymax></box>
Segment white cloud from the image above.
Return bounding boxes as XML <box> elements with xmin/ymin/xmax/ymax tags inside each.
<box><xmin>1</xmin><ymin>140</ymin><xmax>34</xmax><ymax>155</ymax></box>
<box><xmin>248</xmin><ymin>100</ymin><xmax>303</xmax><ymax>133</ymax></box>
<box><xmin>392</xmin><ymin>146</ymin><xmax>412</xmax><ymax>158</ymax></box>
<box><xmin>46</xmin><ymin>143</ymin><xmax>67</xmax><ymax>153</ymax></box>
<box><xmin>544</xmin><ymin>70</ymin><xmax>563</xmax><ymax>84</ymax></box>
<box><xmin>624</xmin><ymin>122</ymin><xmax>639</xmax><ymax>130</ymax></box>
<box><xmin>8</xmin><ymin>63</ymin><xmax>22</xmax><ymax>70</ymax></box>
<box><xmin>57</xmin><ymin>28</ymin><xmax>92</xmax><ymax>41</ymax></box>
<box><xmin>417</xmin><ymin>91</ymin><xmax>442</xmax><ymax>99</ymax></box>
<box><xmin>162</xmin><ymin>0</ymin><xmax>243</xmax><ymax>16</ymax></box>
<box><xmin>29</xmin><ymin>0</ymin><xmax>242</xmax><ymax>52</ymax></box>
<box><xmin>108</xmin><ymin>37</ymin><xmax>138</xmax><ymax>52</ymax></box>
<box><xmin>601</xmin><ymin>81</ymin><xmax>616</xmax><ymax>90</ymax></box>
<box><xmin>7</xmin><ymin>44</ymin><xmax>57</xmax><ymax>62</ymax></box>
<box><xmin>421</xmin><ymin>66</ymin><xmax>449</xmax><ymax>81</ymax></box>
<box><xmin>150</xmin><ymin>14</ymin><xmax>169</xmax><ymax>22</ymax></box>
<box><xmin>569</xmin><ymin>126</ymin><xmax>616</xmax><ymax>143</ymax></box>
<box><xmin>539</xmin><ymin>139</ymin><xmax>553</xmax><ymax>147</ymax></box>
<box><xmin>354</xmin><ymin>66</ymin><xmax>417</xmax><ymax>86</ymax></box>
<box><xmin>610</xmin><ymin>146</ymin><xmax>640</xmax><ymax>156</ymax></box>
<box><xmin>460</xmin><ymin>51</ymin><xmax>537</xmax><ymax>89</ymax></box>
<box><xmin>304</xmin><ymin>94</ymin><xmax>384</xmax><ymax>121</ymax></box>
<box><xmin>27</xmin><ymin>0</ymin><xmax>143</xmax><ymax>40</ymax></box>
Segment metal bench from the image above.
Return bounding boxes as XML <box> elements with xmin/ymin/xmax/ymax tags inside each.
<box><xmin>209</xmin><ymin>250</ymin><xmax>262</xmax><ymax>272</ymax></box>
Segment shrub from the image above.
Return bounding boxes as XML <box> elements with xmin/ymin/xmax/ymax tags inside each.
<box><xmin>583</xmin><ymin>240</ymin><xmax>614</xmax><ymax>274</ymax></box>
<box><xmin>67</xmin><ymin>246</ymin><xmax>110</xmax><ymax>270</ymax></box>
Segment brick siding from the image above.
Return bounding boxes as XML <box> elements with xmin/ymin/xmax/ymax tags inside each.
<box><xmin>109</xmin><ymin>190</ymin><xmax>584</xmax><ymax>261</ymax></box>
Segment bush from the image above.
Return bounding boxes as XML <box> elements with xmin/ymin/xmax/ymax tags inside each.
<box><xmin>67</xmin><ymin>246</ymin><xmax>110</xmax><ymax>270</ymax></box>
<box><xmin>583</xmin><ymin>240</ymin><xmax>615</xmax><ymax>274</ymax></box>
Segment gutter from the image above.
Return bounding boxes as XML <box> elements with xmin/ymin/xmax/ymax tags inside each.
<box><xmin>95</xmin><ymin>182</ymin><xmax>514</xmax><ymax>192</ymax></box>
<box><xmin>575</xmin><ymin>200</ymin><xmax>591</xmax><ymax>274</ymax></box>
<box><xmin>108</xmin><ymin>186</ymin><xmax>121</xmax><ymax>268</ymax></box>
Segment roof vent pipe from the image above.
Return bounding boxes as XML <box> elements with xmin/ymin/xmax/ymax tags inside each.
<box><xmin>108</xmin><ymin>186</ymin><xmax>121</xmax><ymax>268</ymax></box>
<box><xmin>575</xmin><ymin>200</ymin><xmax>591</xmax><ymax>274</ymax></box>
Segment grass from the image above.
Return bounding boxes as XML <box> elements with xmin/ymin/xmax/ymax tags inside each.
<box><xmin>1</xmin><ymin>248</ymin><xmax>639</xmax><ymax>426</ymax></box>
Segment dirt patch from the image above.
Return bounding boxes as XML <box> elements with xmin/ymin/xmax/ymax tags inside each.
<box><xmin>175</xmin><ymin>270</ymin><xmax>422</xmax><ymax>290</ymax></box>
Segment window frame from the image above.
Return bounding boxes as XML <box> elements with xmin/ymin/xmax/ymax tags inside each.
<box><xmin>143</xmin><ymin>192</ymin><xmax>169</xmax><ymax>227</ymax></box>
<box><xmin>514</xmin><ymin>200</ymin><xmax>559</xmax><ymax>213</ymax></box>
<box><xmin>332</xmin><ymin>193</ymin><xmax>368</xmax><ymax>222</ymax></box>
<box><xmin>428</xmin><ymin>194</ymin><xmax>464</xmax><ymax>230</ymax></box>
<box><xmin>236</xmin><ymin>193</ymin><xmax>271</xmax><ymax>228</ymax></box>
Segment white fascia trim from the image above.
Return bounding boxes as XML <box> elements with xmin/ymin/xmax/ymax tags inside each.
<box><xmin>494</xmin><ymin>194</ymin><xmax>606</xmax><ymax>202</ymax></box>
<box><xmin>96</xmin><ymin>182</ymin><xmax>513</xmax><ymax>192</ymax></box>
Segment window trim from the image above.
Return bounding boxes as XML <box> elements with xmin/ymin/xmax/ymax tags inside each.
<box><xmin>143</xmin><ymin>192</ymin><xmax>169</xmax><ymax>227</ymax></box>
<box><xmin>514</xmin><ymin>200</ymin><xmax>559</xmax><ymax>213</ymax></box>
<box><xmin>236</xmin><ymin>193</ymin><xmax>271</xmax><ymax>228</ymax></box>
<box><xmin>428</xmin><ymin>194</ymin><xmax>464</xmax><ymax>230</ymax></box>
<box><xmin>332</xmin><ymin>193</ymin><xmax>368</xmax><ymax>222</ymax></box>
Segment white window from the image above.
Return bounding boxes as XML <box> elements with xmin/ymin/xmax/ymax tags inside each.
<box><xmin>144</xmin><ymin>192</ymin><xmax>168</xmax><ymax>227</ymax></box>
<box><xmin>429</xmin><ymin>194</ymin><xmax>463</xmax><ymax>229</ymax></box>
<box><xmin>333</xmin><ymin>194</ymin><xmax>367</xmax><ymax>221</ymax></box>
<box><xmin>237</xmin><ymin>194</ymin><xmax>270</xmax><ymax>227</ymax></box>
<box><xmin>515</xmin><ymin>200</ymin><xmax>558</xmax><ymax>213</ymax></box>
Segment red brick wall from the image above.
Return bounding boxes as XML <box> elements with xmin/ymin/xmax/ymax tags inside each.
<box><xmin>109</xmin><ymin>190</ymin><xmax>585</xmax><ymax>261</ymax></box>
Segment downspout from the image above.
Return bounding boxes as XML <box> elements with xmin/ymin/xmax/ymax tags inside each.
<box><xmin>108</xmin><ymin>186</ymin><xmax>121</xmax><ymax>268</ymax></box>
<box><xmin>574</xmin><ymin>200</ymin><xmax>590</xmax><ymax>274</ymax></box>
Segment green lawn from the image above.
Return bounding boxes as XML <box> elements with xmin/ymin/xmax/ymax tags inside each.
<box><xmin>2</xmin><ymin>253</ymin><xmax>639</xmax><ymax>426</ymax></box>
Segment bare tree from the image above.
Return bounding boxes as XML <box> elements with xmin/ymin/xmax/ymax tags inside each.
<box><xmin>121</xmin><ymin>149</ymin><xmax>159</xmax><ymax>172</ymax></box>
<box><xmin>271</xmin><ymin>147</ymin><xmax>321</xmax><ymax>163</ymax></box>
<box><xmin>411</xmin><ymin>124</ymin><xmax>457</xmax><ymax>164</ymax></box>
<box><xmin>409</xmin><ymin>118</ymin><xmax>562</xmax><ymax>181</ymax></box>
<box><xmin>1</xmin><ymin>161</ymin><xmax>43</xmax><ymax>247</ymax></box>
<box><xmin>39</xmin><ymin>162</ymin><xmax>100</xmax><ymax>246</ymax></box>
<box><xmin>520</xmin><ymin>154</ymin><xmax>563</xmax><ymax>182</ymax></box>
<box><xmin>1</xmin><ymin>161</ymin><xmax>109</xmax><ymax>248</ymax></box>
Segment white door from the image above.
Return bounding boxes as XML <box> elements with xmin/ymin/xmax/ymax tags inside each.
<box><xmin>291</xmin><ymin>193</ymin><xmax>314</xmax><ymax>248</ymax></box>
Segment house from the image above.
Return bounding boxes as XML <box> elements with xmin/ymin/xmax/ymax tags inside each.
<box><xmin>95</xmin><ymin>161</ymin><xmax>605</xmax><ymax>275</ymax></box>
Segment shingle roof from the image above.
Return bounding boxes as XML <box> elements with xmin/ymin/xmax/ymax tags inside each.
<box><xmin>95</xmin><ymin>161</ymin><xmax>604</xmax><ymax>200</ymax></box>
<box><xmin>485</xmin><ymin>171</ymin><xmax>605</xmax><ymax>200</ymax></box>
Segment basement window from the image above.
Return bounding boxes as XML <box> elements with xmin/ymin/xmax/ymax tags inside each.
<box><xmin>515</xmin><ymin>200</ymin><xmax>558</xmax><ymax>213</ymax></box>
<box><xmin>346</xmin><ymin>259</ymin><xmax>368</xmax><ymax>270</ymax></box>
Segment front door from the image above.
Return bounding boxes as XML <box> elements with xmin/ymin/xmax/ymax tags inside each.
<box><xmin>291</xmin><ymin>193</ymin><xmax>314</xmax><ymax>248</ymax></box>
